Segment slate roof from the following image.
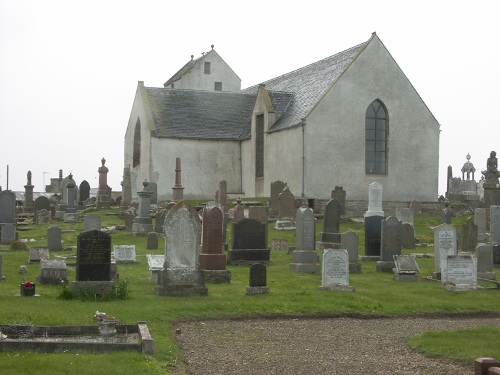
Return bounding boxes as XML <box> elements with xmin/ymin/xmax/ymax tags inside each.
<box><xmin>145</xmin><ymin>88</ymin><xmax>255</xmax><ymax>140</ymax></box>
<box><xmin>242</xmin><ymin>41</ymin><xmax>367</xmax><ymax>132</ymax></box>
<box><xmin>163</xmin><ymin>56</ymin><xmax>202</xmax><ymax>87</ymax></box>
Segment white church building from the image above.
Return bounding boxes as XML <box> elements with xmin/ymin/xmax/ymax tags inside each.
<box><xmin>124</xmin><ymin>33</ymin><xmax>440</xmax><ymax>202</ymax></box>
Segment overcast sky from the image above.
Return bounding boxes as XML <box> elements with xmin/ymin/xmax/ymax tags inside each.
<box><xmin>1</xmin><ymin>0</ymin><xmax>498</xmax><ymax>198</ymax></box>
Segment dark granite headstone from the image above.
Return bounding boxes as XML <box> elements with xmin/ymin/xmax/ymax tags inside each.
<box><xmin>78</xmin><ymin>180</ymin><xmax>91</xmax><ymax>207</ymax></box>
<box><xmin>460</xmin><ymin>216</ymin><xmax>477</xmax><ymax>251</ymax></box>
<box><xmin>380</xmin><ymin>217</ymin><xmax>402</xmax><ymax>262</ymax></box>
<box><xmin>493</xmin><ymin>244</ymin><xmax>500</xmax><ymax>267</ymax></box>
<box><xmin>249</xmin><ymin>263</ymin><xmax>267</xmax><ymax>287</ymax></box>
<box><xmin>76</xmin><ymin>230</ymin><xmax>111</xmax><ymax>281</ymax></box>
<box><xmin>147</xmin><ymin>232</ymin><xmax>159</xmax><ymax>250</ymax></box>
<box><xmin>402</xmin><ymin>223</ymin><xmax>416</xmax><ymax>249</ymax></box>
<box><xmin>321</xmin><ymin>199</ymin><xmax>341</xmax><ymax>243</ymax></box>
<box><xmin>270</xmin><ymin>180</ymin><xmax>287</xmax><ymax>217</ymax></box>
<box><xmin>232</xmin><ymin>219</ymin><xmax>267</xmax><ymax>250</ymax></box>
<box><xmin>34</xmin><ymin>196</ymin><xmax>51</xmax><ymax>222</ymax></box>
<box><xmin>364</xmin><ymin>215</ymin><xmax>383</xmax><ymax>256</ymax></box>
<box><xmin>330</xmin><ymin>186</ymin><xmax>346</xmax><ymax>216</ymax></box>
<box><xmin>0</xmin><ymin>191</ymin><xmax>16</xmax><ymax>224</ymax></box>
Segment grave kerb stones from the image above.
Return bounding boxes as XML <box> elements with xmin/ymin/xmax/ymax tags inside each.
<box><xmin>318</xmin><ymin>249</ymin><xmax>355</xmax><ymax>292</ymax></box>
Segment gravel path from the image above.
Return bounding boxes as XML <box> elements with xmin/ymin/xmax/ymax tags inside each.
<box><xmin>173</xmin><ymin>314</ymin><xmax>500</xmax><ymax>374</ymax></box>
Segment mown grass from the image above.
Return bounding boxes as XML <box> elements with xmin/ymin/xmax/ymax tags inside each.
<box><xmin>0</xmin><ymin>205</ymin><xmax>498</xmax><ymax>374</ymax></box>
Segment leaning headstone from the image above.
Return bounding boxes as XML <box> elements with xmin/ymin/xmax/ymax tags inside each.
<box><xmin>83</xmin><ymin>214</ymin><xmax>101</xmax><ymax>232</ymax></box>
<box><xmin>147</xmin><ymin>254</ymin><xmax>165</xmax><ymax>283</ymax></box>
<box><xmin>36</xmin><ymin>209</ymin><xmax>51</xmax><ymax>225</ymax></box>
<box><xmin>433</xmin><ymin>224</ymin><xmax>457</xmax><ymax>279</ymax></box>
<box><xmin>71</xmin><ymin>230</ymin><xmax>114</xmax><ymax>295</ymax></box>
<box><xmin>147</xmin><ymin>232</ymin><xmax>159</xmax><ymax>250</ymax></box>
<box><xmin>402</xmin><ymin>223</ymin><xmax>416</xmax><ymax>249</ymax></box>
<box><xmin>476</xmin><ymin>244</ymin><xmax>496</xmax><ymax>280</ymax></box>
<box><xmin>28</xmin><ymin>247</ymin><xmax>49</xmax><ymax>264</ymax></box>
<box><xmin>377</xmin><ymin>217</ymin><xmax>402</xmax><ymax>272</ymax></box>
<box><xmin>113</xmin><ymin>245</ymin><xmax>137</xmax><ymax>264</ymax></box>
<box><xmin>490</xmin><ymin>206</ymin><xmax>500</xmax><ymax>243</ymax></box>
<box><xmin>270</xmin><ymin>180</ymin><xmax>287</xmax><ymax>218</ymax></box>
<box><xmin>442</xmin><ymin>254</ymin><xmax>477</xmax><ymax>291</ymax></box>
<box><xmin>460</xmin><ymin>216</ymin><xmax>477</xmax><ymax>251</ymax></box>
<box><xmin>341</xmin><ymin>231</ymin><xmax>361</xmax><ymax>273</ymax></box>
<box><xmin>330</xmin><ymin>186</ymin><xmax>346</xmax><ymax>216</ymax></box>
<box><xmin>199</xmin><ymin>206</ymin><xmax>231</xmax><ymax>284</ymax></box>
<box><xmin>36</xmin><ymin>259</ymin><xmax>68</xmax><ymax>285</ymax></box>
<box><xmin>290</xmin><ymin>206</ymin><xmax>319</xmax><ymax>273</ymax></box>
<box><xmin>246</xmin><ymin>263</ymin><xmax>269</xmax><ymax>295</ymax></box>
<box><xmin>155</xmin><ymin>201</ymin><xmax>208</xmax><ymax>297</ymax></box>
<box><xmin>318</xmin><ymin>249</ymin><xmax>355</xmax><ymax>292</ymax></box>
<box><xmin>321</xmin><ymin>199</ymin><xmax>341</xmax><ymax>243</ymax></box>
<box><xmin>47</xmin><ymin>226</ymin><xmax>62</xmax><ymax>251</ymax></box>
<box><xmin>228</xmin><ymin>218</ymin><xmax>270</xmax><ymax>265</ymax></box>
<box><xmin>1</xmin><ymin>223</ymin><xmax>16</xmax><ymax>244</ymax></box>
<box><xmin>0</xmin><ymin>254</ymin><xmax>6</xmax><ymax>281</ymax></box>
<box><xmin>393</xmin><ymin>255</ymin><xmax>419</xmax><ymax>282</ymax></box>
<box><xmin>0</xmin><ymin>190</ymin><xmax>16</xmax><ymax>223</ymax></box>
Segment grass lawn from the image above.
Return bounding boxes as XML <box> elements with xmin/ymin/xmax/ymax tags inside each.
<box><xmin>0</xmin><ymin>205</ymin><xmax>498</xmax><ymax>374</ymax></box>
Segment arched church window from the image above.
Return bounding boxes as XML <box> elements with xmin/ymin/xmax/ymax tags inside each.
<box><xmin>133</xmin><ymin>118</ymin><xmax>141</xmax><ymax>167</ymax></box>
<box><xmin>365</xmin><ymin>100</ymin><xmax>387</xmax><ymax>174</ymax></box>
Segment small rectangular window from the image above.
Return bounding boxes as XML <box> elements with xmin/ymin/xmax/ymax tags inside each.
<box><xmin>204</xmin><ymin>61</ymin><xmax>211</xmax><ymax>74</ymax></box>
<box><xmin>214</xmin><ymin>82</ymin><xmax>222</xmax><ymax>91</ymax></box>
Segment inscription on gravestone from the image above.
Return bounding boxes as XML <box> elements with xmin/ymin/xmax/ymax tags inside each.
<box><xmin>76</xmin><ymin>230</ymin><xmax>111</xmax><ymax>281</ymax></box>
<box><xmin>249</xmin><ymin>263</ymin><xmax>267</xmax><ymax>287</ymax></box>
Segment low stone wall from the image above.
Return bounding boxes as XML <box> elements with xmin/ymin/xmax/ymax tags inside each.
<box><xmin>475</xmin><ymin>357</ymin><xmax>500</xmax><ymax>374</ymax></box>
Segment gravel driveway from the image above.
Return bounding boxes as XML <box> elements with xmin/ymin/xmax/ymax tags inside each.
<box><xmin>173</xmin><ymin>313</ymin><xmax>500</xmax><ymax>374</ymax></box>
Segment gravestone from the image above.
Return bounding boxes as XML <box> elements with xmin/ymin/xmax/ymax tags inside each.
<box><xmin>34</xmin><ymin>196</ymin><xmax>51</xmax><ymax>222</ymax></box>
<box><xmin>442</xmin><ymin>254</ymin><xmax>477</xmax><ymax>291</ymax></box>
<box><xmin>270</xmin><ymin>180</ymin><xmax>287</xmax><ymax>218</ymax></box>
<box><xmin>490</xmin><ymin>206</ymin><xmax>500</xmax><ymax>243</ymax></box>
<box><xmin>393</xmin><ymin>255</ymin><xmax>419</xmax><ymax>282</ymax></box>
<box><xmin>275</xmin><ymin>186</ymin><xmax>295</xmax><ymax>229</ymax></box>
<box><xmin>0</xmin><ymin>254</ymin><xmax>6</xmax><ymax>281</ymax></box>
<box><xmin>460</xmin><ymin>216</ymin><xmax>477</xmax><ymax>251</ymax></box>
<box><xmin>36</xmin><ymin>209</ymin><xmax>51</xmax><ymax>225</ymax></box>
<box><xmin>441</xmin><ymin>200</ymin><xmax>453</xmax><ymax>224</ymax></box>
<box><xmin>47</xmin><ymin>226</ymin><xmax>62</xmax><ymax>251</ymax></box>
<box><xmin>96</xmin><ymin>158</ymin><xmax>111</xmax><ymax>209</ymax></box>
<box><xmin>246</xmin><ymin>263</ymin><xmax>269</xmax><ymax>295</ymax></box>
<box><xmin>130</xmin><ymin>171</ymin><xmax>139</xmax><ymax>203</ymax></box>
<box><xmin>290</xmin><ymin>206</ymin><xmax>319</xmax><ymax>273</ymax></box>
<box><xmin>199</xmin><ymin>206</ymin><xmax>231</xmax><ymax>283</ymax></box>
<box><xmin>272</xmin><ymin>239</ymin><xmax>288</xmax><ymax>251</ymax></box>
<box><xmin>78</xmin><ymin>180</ymin><xmax>91</xmax><ymax>208</ymax></box>
<box><xmin>409</xmin><ymin>199</ymin><xmax>422</xmax><ymax>215</ymax></box>
<box><xmin>1</xmin><ymin>223</ymin><xmax>16</xmax><ymax>244</ymax></box>
<box><xmin>83</xmin><ymin>214</ymin><xmax>101</xmax><ymax>232</ymax></box>
<box><xmin>232</xmin><ymin>201</ymin><xmax>245</xmax><ymax>223</ymax></box>
<box><xmin>113</xmin><ymin>245</ymin><xmax>137</xmax><ymax>264</ymax></box>
<box><xmin>474</xmin><ymin>208</ymin><xmax>487</xmax><ymax>238</ymax></box>
<box><xmin>377</xmin><ymin>217</ymin><xmax>402</xmax><ymax>272</ymax></box>
<box><xmin>64</xmin><ymin>175</ymin><xmax>77</xmax><ymax>215</ymax></box>
<box><xmin>171</xmin><ymin>157</ymin><xmax>184</xmax><ymax>202</ymax></box>
<box><xmin>321</xmin><ymin>199</ymin><xmax>341</xmax><ymax>243</ymax></box>
<box><xmin>395</xmin><ymin>208</ymin><xmax>413</xmax><ymax>226</ymax></box>
<box><xmin>228</xmin><ymin>218</ymin><xmax>270</xmax><ymax>264</ymax></box>
<box><xmin>75</xmin><ymin>230</ymin><xmax>112</xmax><ymax>281</ymax></box>
<box><xmin>147</xmin><ymin>182</ymin><xmax>158</xmax><ymax>205</ymax></box>
<box><xmin>363</xmin><ymin>182</ymin><xmax>384</xmax><ymax>258</ymax></box>
<box><xmin>494</xmin><ymin>244</ymin><xmax>500</xmax><ymax>267</ymax></box>
<box><xmin>147</xmin><ymin>254</ymin><xmax>165</xmax><ymax>283</ymax></box>
<box><xmin>433</xmin><ymin>224</ymin><xmax>457</xmax><ymax>279</ymax></box>
<box><xmin>341</xmin><ymin>231</ymin><xmax>361</xmax><ymax>273</ymax></box>
<box><xmin>36</xmin><ymin>259</ymin><xmax>67</xmax><ymax>285</ymax></box>
<box><xmin>330</xmin><ymin>186</ymin><xmax>346</xmax><ymax>216</ymax></box>
<box><xmin>318</xmin><ymin>249</ymin><xmax>355</xmax><ymax>292</ymax></box>
<box><xmin>0</xmin><ymin>190</ymin><xmax>16</xmax><ymax>224</ymax></box>
<box><xmin>155</xmin><ymin>201</ymin><xmax>208</xmax><ymax>297</ymax></box>
<box><xmin>476</xmin><ymin>244</ymin><xmax>496</xmax><ymax>280</ymax></box>
<box><xmin>402</xmin><ymin>223</ymin><xmax>416</xmax><ymax>249</ymax></box>
<box><xmin>121</xmin><ymin>165</ymin><xmax>132</xmax><ymax>208</ymax></box>
<box><xmin>23</xmin><ymin>171</ymin><xmax>34</xmax><ymax>213</ymax></box>
<box><xmin>124</xmin><ymin>207</ymin><xmax>137</xmax><ymax>230</ymax></box>
<box><xmin>132</xmin><ymin>181</ymin><xmax>154</xmax><ymax>234</ymax></box>
<box><xmin>28</xmin><ymin>247</ymin><xmax>49</xmax><ymax>264</ymax></box>
<box><xmin>147</xmin><ymin>232</ymin><xmax>159</xmax><ymax>250</ymax></box>
<box><xmin>155</xmin><ymin>208</ymin><xmax>168</xmax><ymax>234</ymax></box>
<box><xmin>365</xmin><ymin>182</ymin><xmax>384</xmax><ymax>217</ymax></box>
<box><xmin>248</xmin><ymin>206</ymin><xmax>269</xmax><ymax>224</ymax></box>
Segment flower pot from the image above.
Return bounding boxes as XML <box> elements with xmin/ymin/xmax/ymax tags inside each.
<box><xmin>20</xmin><ymin>283</ymin><xmax>36</xmax><ymax>296</ymax></box>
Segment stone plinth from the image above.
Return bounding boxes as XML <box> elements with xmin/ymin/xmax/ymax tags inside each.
<box><xmin>227</xmin><ymin>249</ymin><xmax>270</xmax><ymax>265</ymax></box>
<box><xmin>201</xmin><ymin>269</ymin><xmax>231</xmax><ymax>284</ymax></box>
<box><xmin>289</xmin><ymin>250</ymin><xmax>320</xmax><ymax>273</ymax></box>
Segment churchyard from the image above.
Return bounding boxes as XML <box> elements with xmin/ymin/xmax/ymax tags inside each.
<box><xmin>0</xmin><ymin>201</ymin><xmax>499</xmax><ymax>374</ymax></box>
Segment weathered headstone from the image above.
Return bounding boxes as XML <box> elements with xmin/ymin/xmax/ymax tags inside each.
<box><xmin>395</xmin><ymin>208</ymin><xmax>413</xmax><ymax>226</ymax></box>
<box><xmin>1</xmin><ymin>223</ymin><xmax>16</xmax><ymax>244</ymax></box>
<box><xmin>121</xmin><ymin>165</ymin><xmax>132</xmax><ymax>208</ymax></box>
<box><xmin>132</xmin><ymin>181</ymin><xmax>154</xmax><ymax>234</ymax></box>
<box><xmin>147</xmin><ymin>232</ymin><xmax>159</xmax><ymax>250</ymax></box>
<box><xmin>433</xmin><ymin>223</ymin><xmax>457</xmax><ymax>279</ymax></box>
<box><xmin>402</xmin><ymin>223</ymin><xmax>416</xmax><ymax>249</ymax></box>
<box><xmin>0</xmin><ymin>254</ymin><xmax>6</xmax><ymax>281</ymax></box>
<box><xmin>474</xmin><ymin>208</ymin><xmax>487</xmax><ymax>236</ymax></box>
<box><xmin>442</xmin><ymin>254</ymin><xmax>477</xmax><ymax>291</ymax></box>
<box><xmin>36</xmin><ymin>259</ymin><xmax>67</xmax><ymax>285</ymax></box>
<box><xmin>113</xmin><ymin>245</ymin><xmax>137</xmax><ymax>264</ymax></box>
<box><xmin>246</xmin><ymin>263</ymin><xmax>269</xmax><ymax>295</ymax></box>
<box><xmin>290</xmin><ymin>206</ymin><xmax>319</xmax><ymax>273</ymax></box>
<box><xmin>476</xmin><ymin>244</ymin><xmax>496</xmax><ymax>280</ymax></box>
<box><xmin>36</xmin><ymin>209</ymin><xmax>51</xmax><ymax>225</ymax></box>
<box><xmin>321</xmin><ymin>199</ymin><xmax>341</xmax><ymax>243</ymax></box>
<box><xmin>490</xmin><ymin>206</ymin><xmax>500</xmax><ymax>243</ymax></box>
<box><xmin>0</xmin><ymin>190</ymin><xmax>16</xmax><ymax>224</ymax></box>
<box><xmin>78</xmin><ymin>180</ymin><xmax>91</xmax><ymax>208</ymax></box>
<box><xmin>277</xmin><ymin>186</ymin><xmax>295</xmax><ymax>220</ymax></box>
<box><xmin>460</xmin><ymin>216</ymin><xmax>477</xmax><ymax>251</ymax></box>
<box><xmin>34</xmin><ymin>196</ymin><xmax>51</xmax><ymax>223</ymax></box>
<box><xmin>272</xmin><ymin>239</ymin><xmax>288</xmax><ymax>251</ymax></box>
<box><xmin>330</xmin><ymin>186</ymin><xmax>346</xmax><ymax>216</ymax></box>
<box><xmin>47</xmin><ymin>226</ymin><xmax>62</xmax><ymax>251</ymax></box>
<box><xmin>75</xmin><ymin>230</ymin><xmax>112</xmax><ymax>281</ymax></box>
<box><xmin>365</xmin><ymin>182</ymin><xmax>384</xmax><ymax>217</ymax></box>
<box><xmin>83</xmin><ymin>214</ymin><xmax>101</xmax><ymax>232</ymax></box>
<box><xmin>393</xmin><ymin>255</ymin><xmax>419</xmax><ymax>282</ymax></box>
<box><xmin>377</xmin><ymin>217</ymin><xmax>402</xmax><ymax>272</ymax></box>
<box><xmin>270</xmin><ymin>180</ymin><xmax>287</xmax><ymax>218</ymax></box>
<box><xmin>319</xmin><ymin>249</ymin><xmax>354</xmax><ymax>292</ymax></box>
<box><xmin>155</xmin><ymin>201</ymin><xmax>207</xmax><ymax>297</ymax></box>
<box><xmin>493</xmin><ymin>243</ymin><xmax>500</xmax><ymax>267</ymax></box>
<box><xmin>341</xmin><ymin>231</ymin><xmax>361</xmax><ymax>273</ymax></box>
<box><xmin>147</xmin><ymin>182</ymin><xmax>158</xmax><ymax>205</ymax></box>
<box><xmin>147</xmin><ymin>254</ymin><xmax>165</xmax><ymax>283</ymax></box>
<box><xmin>28</xmin><ymin>247</ymin><xmax>49</xmax><ymax>264</ymax></box>
<box><xmin>409</xmin><ymin>199</ymin><xmax>422</xmax><ymax>215</ymax></box>
<box><xmin>228</xmin><ymin>218</ymin><xmax>270</xmax><ymax>264</ymax></box>
<box><xmin>441</xmin><ymin>200</ymin><xmax>453</xmax><ymax>224</ymax></box>
<box><xmin>232</xmin><ymin>201</ymin><xmax>245</xmax><ymax>223</ymax></box>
